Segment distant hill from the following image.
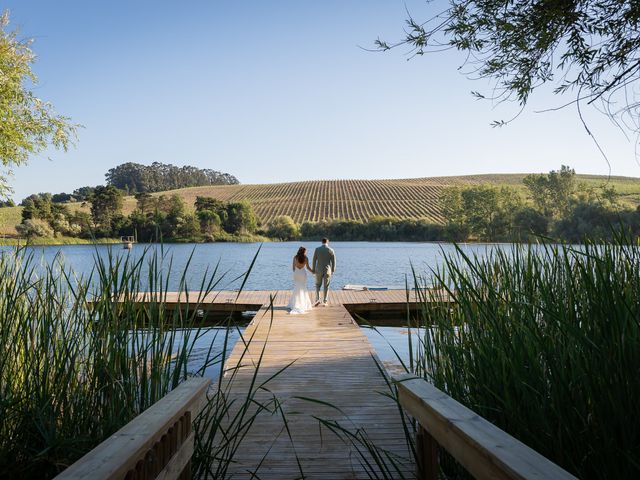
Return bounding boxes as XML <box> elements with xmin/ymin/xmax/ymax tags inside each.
<box><xmin>2</xmin><ymin>173</ymin><xmax>639</xmax><ymax>236</ymax></box>
<box><xmin>117</xmin><ymin>173</ymin><xmax>640</xmax><ymax>224</ymax></box>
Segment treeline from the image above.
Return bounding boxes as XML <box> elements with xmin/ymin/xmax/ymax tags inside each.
<box><xmin>265</xmin><ymin>215</ymin><xmax>444</xmax><ymax>241</ymax></box>
<box><xmin>439</xmin><ymin>166</ymin><xmax>640</xmax><ymax>242</ymax></box>
<box><xmin>105</xmin><ymin>162</ymin><xmax>239</xmax><ymax>194</ymax></box>
<box><xmin>13</xmin><ymin>162</ymin><xmax>240</xmax><ymax>204</ymax></box>
<box><xmin>15</xmin><ymin>189</ymin><xmax>259</xmax><ymax>242</ymax></box>
<box><xmin>12</xmin><ymin>165</ymin><xmax>640</xmax><ymax>244</ymax></box>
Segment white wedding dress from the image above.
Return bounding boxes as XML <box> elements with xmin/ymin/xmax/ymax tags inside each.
<box><xmin>287</xmin><ymin>266</ymin><xmax>313</xmax><ymax>314</ymax></box>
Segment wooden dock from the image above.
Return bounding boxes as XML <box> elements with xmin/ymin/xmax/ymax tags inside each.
<box><xmin>64</xmin><ymin>289</ymin><xmax>579</xmax><ymax>480</ymax></box>
<box><xmin>145</xmin><ymin>289</ymin><xmax>423</xmax><ymax>309</ymax></box>
<box><xmin>133</xmin><ymin>288</ymin><xmax>450</xmax><ymax>323</ymax></box>
<box><xmin>218</xmin><ymin>300</ymin><xmax>414</xmax><ymax>479</ymax></box>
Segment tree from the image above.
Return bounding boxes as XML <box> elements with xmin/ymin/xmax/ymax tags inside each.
<box><xmin>523</xmin><ymin>166</ymin><xmax>576</xmax><ymax>218</ymax></box>
<box><xmin>196</xmin><ymin>209</ymin><xmax>222</xmax><ymax>238</ymax></box>
<box><xmin>72</xmin><ymin>186</ymin><xmax>95</xmax><ymax>202</ymax></box>
<box><xmin>379</xmin><ymin>2</ymin><xmax>640</xmax><ymax>135</ymax></box>
<box><xmin>21</xmin><ymin>193</ymin><xmax>53</xmax><ymax>222</ymax></box>
<box><xmin>225</xmin><ymin>201</ymin><xmax>258</xmax><ymax>235</ymax></box>
<box><xmin>105</xmin><ymin>162</ymin><xmax>148</xmax><ymax>193</ymax></box>
<box><xmin>51</xmin><ymin>192</ymin><xmax>73</xmax><ymax>203</ymax></box>
<box><xmin>194</xmin><ymin>196</ymin><xmax>226</xmax><ymax>216</ymax></box>
<box><xmin>194</xmin><ymin>196</ymin><xmax>227</xmax><ymax>235</ymax></box>
<box><xmin>0</xmin><ymin>11</ymin><xmax>77</xmax><ymax>197</ymax></box>
<box><xmin>89</xmin><ymin>185</ymin><xmax>123</xmax><ymax>236</ymax></box>
<box><xmin>134</xmin><ymin>192</ymin><xmax>155</xmax><ymax>215</ymax></box>
<box><xmin>439</xmin><ymin>187</ymin><xmax>469</xmax><ymax>240</ymax></box>
<box><xmin>439</xmin><ymin>185</ymin><xmax>522</xmax><ymax>240</ymax></box>
<box><xmin>513</xmin><ymin>207</ymin><xmax>549</xmax><ymax>240</ymax></box>
<box><xmin>268</xmin><ymin>215</ymin><xmax>300</xmax><ymax>240</ymax></box>
<box><xmin>105</xmin><ymin>161</ymin><xmax>239</xmax><ymax>193</ymax></box>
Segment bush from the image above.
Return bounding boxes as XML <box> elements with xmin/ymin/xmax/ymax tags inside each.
<box><xmin>299</xmin><ymin>218</ymin><xmax>443</xmax><ymax>241</ymax></box>
<box><xmin>513</xmin><ymin>207</ymin><xmax>548</xmax><ymax>240</ymax></box>
<box><xmin>15</xmin><ymin>219</ymin><xmax>54</xmax><ymax>238</ymax></box>
<box><xmin>267</xmin><ymin>215</ymin><xmax>300</xmax><ymax>240</ymax></box>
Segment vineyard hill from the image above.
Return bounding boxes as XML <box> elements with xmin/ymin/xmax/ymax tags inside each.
<box><xmin>118</xmin><ymin>173</ymin><xmax>640</xmax><ymax>224</ymax></box>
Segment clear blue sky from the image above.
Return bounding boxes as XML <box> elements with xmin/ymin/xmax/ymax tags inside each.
<box><xmin>4</xmin><ymin>0</ymin><xmax>639</xmax><ymax>201</ymax></box>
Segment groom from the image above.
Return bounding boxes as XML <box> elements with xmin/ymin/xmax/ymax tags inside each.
<box><xmin>312</xmin><ymin>238</ymin><xmax>336</xmax><ymax>306</ymax></box>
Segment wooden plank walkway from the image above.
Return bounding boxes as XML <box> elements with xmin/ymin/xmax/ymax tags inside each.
<box><xmin>219</xmin><ymin>301</ymin><xmax>414</xmax><ymax>479</ymax></box>
<box><xmin>138</xmin><ymin>289</ymin><xmax>448</xmax><ymax>312</ymax></box>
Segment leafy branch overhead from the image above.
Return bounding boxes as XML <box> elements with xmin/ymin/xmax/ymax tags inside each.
<box><xmin>0</xmin><ymin>11</ymin><xmax>78</xmax><ymax>196</ymax></box>
<box><xmin>378</xmin><ymin>1</ymin><xmax>640</xmax><ymax>129</ymax></box>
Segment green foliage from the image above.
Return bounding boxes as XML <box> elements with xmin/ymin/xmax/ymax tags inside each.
<box><xmin>299</xmin><ymin>217</ymin><xmax>444</xmax><ymax>241</ymax></box>
<box><xmin>127</xmin><ymin>195</ymin><xmax>259</xmax><ymax>242</ymax></box>
<box><xmin>523</xmin><ymin>165</ymin><xmax>576</xmax><ymax>218</ymax></box>
<box><xmin>134</xmin><ymin>192</ymin><xmax>154</xmax><ymax>215</ymax></box>
<box><xmin>267</xmin><ymin>215</ymin><xmax>300</xmax><ymax>240</ymax></box>
<box><xmin>439</xmin><ymin>185</ymin><xmax>523</xmax><ymax>241</ymax></box>
<box><xmin>415</xmin><ymin>236</ymin><xmax>640</xmax><ymax>478</ymax></box>
<box><xmin>72</xmin><ymin>186</ymin><xmax>95</xmax><ymax>202</ymax></box>
<box><xmin>0</xmin><ymin>11</ymin><xmax>77</xmax><ymax>197</ymax></box>
<box><xmin>89</xmin><ymin>185</ymin><xmax>123</xmax><ymax>236</ymax></box>
<box><xmin>16</xmin><ymin>193</ymin><xmax>84</xmax><ymax>237</ymax></box>
<box><xmin>51</xmin><ymin>192</ymin><xmax>73</xmax><ymax>203</ymax></box>
<box><xmin>438</xmin><ymin>165</ymin><xmax>638</xmax><ymax>242</ymax></box>
<box><xmin>555</xmin><ymin>202</ymin><xmax>640</xmax><ymax>242</ymax></box>
<box><xmin>195</xmin><ymin>196</ymin><xmax>227</xmax><ymax>236</ymax></box>
<box><xmin>14</xmin><ymin>218</ymin><xmax>53</xmax><ymax>238</ymax></box>
<box><xmin>130</xmin><ymin>194</ymin><xmax>195</xmax><ymax>242</ymax></box>
<box><xmin>381</xmin><ymin>1</ymin><xmax>640</xmax><ymax>130</ymax></box>
<box><xmin>0</xmin><ymin>247</ymin><xmax>238</xmax><ymax>478</ymax></box>
<box><xmin>105</xmin><ymin>161</ymin><xmax>239</xmax><ymax>194</ymax></box>
<box><xmin>21</xmin><ymin>193</ymin><xmax>53</xmax><ymax>221</ymax></box>
<box><xmin>225</xmin><ymin>201</ymin><xmax>257</xmax><ymax>235</ymax></box>
<box><xmin>512</xmin><ymin>207</ymin><xmax>548</xmax><ymax>240</ymax></box>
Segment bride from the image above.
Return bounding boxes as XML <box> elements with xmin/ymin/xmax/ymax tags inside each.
<box><xmin>287</xmin><ymin>246</ymin><xmax>314</xmax><ymax>314</ymax></box>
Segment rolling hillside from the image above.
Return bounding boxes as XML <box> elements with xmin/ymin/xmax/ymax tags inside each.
<box><xmin>120</xmin><ymin>174</ymin><xmax>640</xmax><ymax>224</ymax></box>
<box><xmin>2</xmin><ymin>173</ymin><xmax>639</xmax><ymax>236</ymax></box>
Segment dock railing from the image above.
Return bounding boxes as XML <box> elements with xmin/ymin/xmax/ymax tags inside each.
<box><xmin>394</xmin><ymin>375</ymin><xmax>578</xmax><ymax>480</ymax></box>
<box><xmin>55</xmin><ymin>377</ymin><xmax>211</xmax><ymax>480</ymax></box>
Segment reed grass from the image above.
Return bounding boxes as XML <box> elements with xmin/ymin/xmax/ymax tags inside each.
<box><xmin>0</xmin><ymin>245</ymin><xmax>275</xmax><ymax>478</ymax></box>
<box><xmin>411</xmin><ymin>236</ymin><xmax>640</xmax><ymax>479</ymax></box>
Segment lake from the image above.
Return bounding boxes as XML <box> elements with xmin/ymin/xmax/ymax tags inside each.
<box><xmin>2</xmin><ymin>241</ymin><xmax>503</xmax><ymax>379</ymax></box>
<box><xmin>2</xmin><ymin>241</ymin><xmax>505</xmax><ymax>290</ymax></box>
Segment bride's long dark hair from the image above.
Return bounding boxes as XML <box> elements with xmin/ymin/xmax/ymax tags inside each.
<box><xmin>295</xmin><ymin>246</ymin><xmax>307</xmax><ymax>264</ymax></box>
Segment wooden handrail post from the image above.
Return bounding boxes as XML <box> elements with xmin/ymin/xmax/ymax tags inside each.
<box><xmin>394</xmin><ymin>375</ymin><xmax>577</xmax><ymax>480</ymax></box>
<box><xmin>416</xmin><ymin>425</ymin><xmax>439</xmax><ymax>480</ymax></box>
<box><xmin>56</xmin><ymin>377</ymin><xmax>210</xmax><ymax>480</ymax></box>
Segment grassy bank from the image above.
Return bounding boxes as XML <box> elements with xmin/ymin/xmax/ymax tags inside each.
<box><xmin>0</xmin><ymin>233</ymin><xmax>270</xmax><ymax>246</ymax></box>
<box><xmin>0</xmin><ymin>236</ymin><xmax>121</xmax><ymax>246</ymax></box>
<box><xmin>412</xmin><ymin>236</ymin><xmax>640</xmax><ymax>478</ymax></box>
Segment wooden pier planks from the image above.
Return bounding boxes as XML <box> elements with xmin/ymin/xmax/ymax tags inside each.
<box><xmin>147</xmin><ymin>288</ymin><xmax>444</xmax><ymax>310</ymax></box>
<box><xmin>218</xmin><ymin>303</ymin><xmax>413</xmax><ymax>479</ymax></box>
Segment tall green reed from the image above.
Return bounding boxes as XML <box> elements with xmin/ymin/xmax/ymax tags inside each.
<box><xmin>414</xmin><ymin>237</ymin><xmax>640</xmax><ymax>479</ymax></box>
<box><xmin>0</xmin><ymin>245</ymin><xmax>234</xmax><ymax>478</ymax></box>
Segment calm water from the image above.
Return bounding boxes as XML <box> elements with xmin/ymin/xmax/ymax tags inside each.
<box><xmin>2</xmin><ymin>241</ymin><xmax>505</xmax><ymax>291</ymax></box>
<box><xmin>2</xmin><ymin>241</ymin><xmax>504</xmax><ymax>379</ymax></box>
